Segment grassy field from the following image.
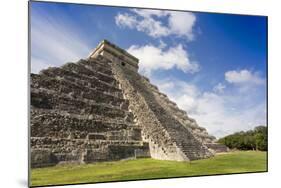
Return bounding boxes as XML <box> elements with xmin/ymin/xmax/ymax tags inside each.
<box><xmin>31</xmin><ymin>151</ymin><xmax>267</xmax><ymax>187</ymax></box>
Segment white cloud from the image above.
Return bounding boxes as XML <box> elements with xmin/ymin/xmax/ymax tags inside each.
<box><xmin>213</xmin><ymin>83</ymin><xmax>226</xmax><ymax>93</ymax></box>
<box><xmin>116</xmin><ymin>11</ymin><xmax>169</xmax><ymax>38</ymax></box>
<box><xmin>167</xmin><ymin>11</ymin><xmax>196</xmax><ymax>40</ymax></box>
<box><xmin>127</xmin><ymin>44</ymin><xmax>199</xmax><ymax>75</ymax></box>
<box><xmin>31</xmin><ymin>10</ymin><xmax>91</xmax><ymax>73</ymax></box>
<box><xmin>153</xmin><ymin>77</ymin><xmax>266</xmax><ymax>138</ymax></box>
<box><xmin>132</xmin><ymin>9</ymin><xmax>168</xmax><ymax>18</ymax></box>
<box><xmin>225</xmin><ymin>69</ymin><xmax>264</xmax><ymax>85</ymax></box>
<box><xmin>115</xmin><ymin>9</ymin><xmax>196</xmax><ymax>40</ymax></box>
<box><xmin>115</xmin><ymin>13</ymin><xmax>138</xmax><ymax>29</ymax></box>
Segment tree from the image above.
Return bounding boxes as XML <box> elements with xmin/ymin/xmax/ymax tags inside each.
<box><xmin>218</xmin><ymin>126</ymin><xmax>267</xmax><ymax>151</ymax></box>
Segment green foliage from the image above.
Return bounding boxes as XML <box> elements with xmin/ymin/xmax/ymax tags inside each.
<box><xmin>31</xmin><ymin>151</ymin><xmax>267</xmax><ymax>187</ymax></box>
<box><xmin>218</xmin><ymin>126</ymin><xmax>267</xmax><ymax>151</ymax></box>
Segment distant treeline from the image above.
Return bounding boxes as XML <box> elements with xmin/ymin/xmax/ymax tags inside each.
<box><xmin>218</xmin><ymin>126</ymin><xmax>267</xmax><ymax>151</ymax></box>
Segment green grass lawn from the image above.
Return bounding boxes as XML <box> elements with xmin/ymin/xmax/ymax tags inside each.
<box><xmin>31</xmin><ymin>151</ymin><xmax>267</xmax><ymax>187</ymax></box>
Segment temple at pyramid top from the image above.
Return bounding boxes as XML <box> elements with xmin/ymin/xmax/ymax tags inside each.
<box><xmin>89</xmin><ymin>40</ymin><xmax>139</xmax><ymax>72</ymax></box>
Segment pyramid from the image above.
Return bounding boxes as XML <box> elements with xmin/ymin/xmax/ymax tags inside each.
<box><xmin>30</xmin><ymin>40</ymin><xmax>227</xmax><ymax>168</ymax></box>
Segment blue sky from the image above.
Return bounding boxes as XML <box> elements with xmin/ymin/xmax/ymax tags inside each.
<box><xmin>30</xmin><ymin>2</ymin><xmax>267</xmax><ymax>138</ymax></box>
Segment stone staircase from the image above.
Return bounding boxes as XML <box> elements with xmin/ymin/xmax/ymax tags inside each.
<box><xmin>30</xmin><ymin>56</ymin><xmax>150</xmax><ymax>168</ymax></box>
<box><xmin>112</xmin><ymin>61</ymin><xmax>213</xmax><ymax>161</ymax></box>
<box><xmin>141</xmin><ymin>78</ymin><xmax>227</xmax><ymax>153</ymax></box>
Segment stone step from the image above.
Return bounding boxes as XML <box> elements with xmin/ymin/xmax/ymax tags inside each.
<box><xmin>30</xmin><ymin>107</ymin><xmax>135</xmax><ymax>131</ymax></box>
<box><xmin>31</xmin><ymin>109</ymin><xmax>140</xmax><ymax>139</ymax></box>
<box><xmin>31</xmin><ymin>91</ymin><xmax>131</xmax><ymax>119</ymax></box>
<box><xmin>40</xmin><ymin>67</ymin><xmax>121</xmax><ymax>95</ymax></box>
<box><xmin>31</xmin><ymin>87</ymin><xmax>124</xmax><ymax>110</ymax></box>
<box><xmin>31</xmin><ymin>117</ymin><xmax>132</xmax><ymax>136</ymax></box>
<box><xmin>31</xmin><ymin>108</ymin><xmax>135</xmax><ymax>124</ymax></box>
<box><xmin>61</xmin><ymin>62</ymin><xmax>117</xmax><ymax>86</ymax></box>
<box><xmin>77</xmin><ymin>59</ymin><xmax>113</xmax><ymax>76</ymax></box>
<box><xmin>31</xmin><ymin>137</ymin><xmax>146</xmax><ymax>148</ymax></box>
<box><xmin>31</xmin><ymin>136</ymin><xmax>150</xmax><ymax>166</ymax></box>
<box><xmin>31</xmin><ymin>76</ymin><xmax>126</xmax><ymax>107</ymax></box>
<box><xmin>105</xmin><ymin>129</ymin><xmax>142</xmax><ymax>141</ymax></box>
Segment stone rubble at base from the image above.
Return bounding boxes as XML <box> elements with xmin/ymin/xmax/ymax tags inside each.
<box><xmin>30</xmin><ymin>40</ymin><xmax>228</xmax><ymax>168</ymax></box>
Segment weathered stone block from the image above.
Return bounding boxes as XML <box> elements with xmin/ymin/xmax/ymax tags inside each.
<box><xmin>31</xmin><ymin>149</ymin><xmax>58</xmax><ymax>168</ymax></box>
